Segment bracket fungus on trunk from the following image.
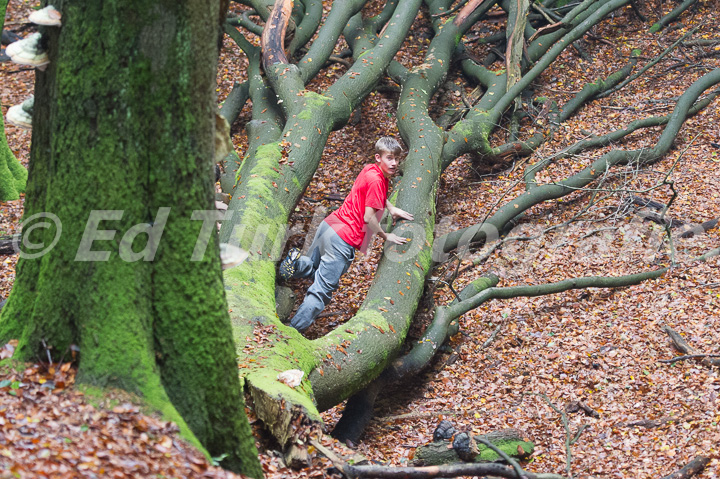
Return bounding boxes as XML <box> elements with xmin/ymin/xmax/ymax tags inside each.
<box><xmin>6</xmin><ymin>33</ymin><xmax>49</xmax><ymax>69</ymax></box>
<box><xmin>5</xmin><ymin>96</ymin><xmax>33</xmax><ymax>130</ymax></box>
<box><xmin>28</xmin><ymin>5</ymin><xmax>62</xmax><ymax>27</ymax></box>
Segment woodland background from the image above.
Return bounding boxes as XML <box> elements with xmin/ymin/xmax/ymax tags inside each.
<box><xmin>0</xmin><ymin>0</ymin><xmax>718</xmax><ymax>477</ymax></box>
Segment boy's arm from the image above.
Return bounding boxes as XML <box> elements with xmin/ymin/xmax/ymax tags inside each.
<box><xmin>385</xmin><ymin>200</ymin><xmax>414</xmax><ymax>221</ymax></box>
<box><xmin>364</xmin><ymin>207</ymin><xmax>408</xmax><ymax>245</ymax></box>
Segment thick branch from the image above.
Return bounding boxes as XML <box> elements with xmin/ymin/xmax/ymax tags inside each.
<box><xmin>288</xmin><ymin>0</ymin><xmax>322</xmax><ymax>56</ymax></box>
<box><xmin>261</xmin><ymin>0</ymin><xmax>292</xmax><ymax>69</ymax></box>
<box><xmin>446</xmin><ymin>268</ymin><xmax>668</xmax><ymax>320</ymax></box>
<box><xmin>650</xmin><ymin>0</ymin><xmax>698</xmax><ymax>33</ymax></box>
<box><xmin>505</xmin><ymin>0</ymin><xmax>530</xmax><ymax>112</ymax></box>
<box><xmin>345</xmin><ymin>463</ymin><xmax>562</xmax><ymax>479</ymax></box>
<box><xmin>313</xmin><ymin>439</ymin><xmax>563</xmax><ymax>479</ymax></box>
<box><xmin>442</xmin><ymin>0</ymin><xmax>629</xmax><ymax>167</ymax></box>
<box><xmin>296</xmin><ymin>0</ymin><xmax>366</xmax><ymax>83</ymax></box>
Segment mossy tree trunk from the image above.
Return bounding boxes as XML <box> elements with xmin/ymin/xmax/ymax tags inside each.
<box><xmin>0</xmin><ymin>0</ymin><xmax>28</xmax><ymax>202</ymax></box>
<box><xmin>0</xmin><ymin>1</ymin><xmax>261</xmax><ymax>476</ymax></box>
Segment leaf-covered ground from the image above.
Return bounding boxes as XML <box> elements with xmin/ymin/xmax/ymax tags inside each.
<box><xmin>2</xmin><ymin>0</ymin><xmax>719</xmax><ymax>478</ymax></box>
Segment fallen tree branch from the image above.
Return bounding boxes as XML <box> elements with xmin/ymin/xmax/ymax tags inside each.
<box><xmin>658</xmin><ymin>353</ymin><xmax>720</xmax><ymax>364</ymax></box>
<box><xmin>624</xmin><ymin>416</ymin><xmax>676</xmax><ymax>428</ymax></box>
<box><xmin>650</xmin><ymin>0</ymin><xmax>698</xmax><ymax>33</ymax></box>
<box><xmin>597</xmin><ymin>26</ymin><xmax>699</xmax><ymax>98</ymax></box>
<box><xmin>481</xmin><ymin>323</ymin><xmax>503</xmax><ymax>349</ymax></box>
<box><xmin>446</xmin><ymin>268</ymin><xmax>669</xmax><ymax>321</ymax></box>
<box><xmin>260</xmin><ymin>0</ymin><xmax>292</xmax><ymax>69</ymax></box>
<box><xmin>659</xmin><ymin>456</ymin><xmax>711</xmax><ymax>479</ymax></box>
<box><xmin>311</xmin><ymin>438</ymin><xmax>564</xmax><ymax>479</ymax></box>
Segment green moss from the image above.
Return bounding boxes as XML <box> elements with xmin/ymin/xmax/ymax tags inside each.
<box><xmin>0</xmin><ymin>155</ymin><xmax>19</xmax><ymax>201</ymax></box>
<box><xmin>476</xmin><ymin>440</ymin><xmax>534</xmax><ymax>461</ymax></box>
<box><xmin>297</xmin><ymin>91</ymin><xmax>332</xmax><ymax>120</ymax></box>
<box><xmin>302</xmin><ymin>91</ymin><xmax>332</xmax><ymax>107</ymax></box>
<box><xmin>297</xmin><ymin>109</ymin><xmax>314</xmax><ymax>120</ymax></box>
<box><xmin>225</xmin><ymin>261</ymin><xmax>278</xmax><ymax>321</ymax></box>
<box><xmin>0</xmin><ymin>119</ymin><xmax>25</xmax><ymax>201</ymax></box>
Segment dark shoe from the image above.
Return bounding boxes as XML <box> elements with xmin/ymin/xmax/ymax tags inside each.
<box><xmin>279</xmin><ymin>248</ymin><xmax>301</xmax><ymax>281</ymax></box>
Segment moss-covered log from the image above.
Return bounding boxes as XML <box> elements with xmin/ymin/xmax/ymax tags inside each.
<box><xmin>0</xmin><ymin>2</ymin><xmax>260</xmax><ymax>476</ymax></box>
<box><xmin>412</xmin><ymin>429</ymin><xmax>534</xmax><ymax>466</ymax></box>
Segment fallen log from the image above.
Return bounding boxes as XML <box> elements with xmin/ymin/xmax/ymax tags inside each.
<box><xmin>412</xmin><ymin>427</ymin><xmax>534</xmax><ymax>466</ymax></box>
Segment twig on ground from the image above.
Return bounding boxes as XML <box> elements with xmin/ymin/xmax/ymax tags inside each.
<box><xmin>661</xmin><ymin>324</ymin><xmax>720</xmax><ymax>367</ymax></box>
<box><xmin>526</xmin><ymin>393</ymin><xmax>587</xmax><ymax>477</ymax></box>
<box><xmin>481</xmin><ymin>324</ymin><xmax>504</xmax><ymax>349</ymax></box>
<box><xmin>659</xmin><ymin>354</ymin><xmax>720</xmax><ymax>364</ymax></box>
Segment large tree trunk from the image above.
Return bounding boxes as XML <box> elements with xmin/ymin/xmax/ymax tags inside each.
<box><xmin>0</xmin><ymin>0</ymin><xmax>28</xmax><ymax>202</ymax></box>
<box><xmin>0</xmin><ymin>2</ymin><xmax>261</xmax><ymax>476</ymax></box>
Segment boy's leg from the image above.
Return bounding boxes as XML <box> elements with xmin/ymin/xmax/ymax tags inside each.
<box><xmin>290</xmin><ymin>226</ymin><xmax>355</xmax><ymax>332</ymax></box>
<box><xmin>293</xmin><ymin>223</ymin><xmax>328</xmax><ymax>279</ymax></box>
<box><xmin>280</xmin><ymin>222</ymin><xmax>326</xmax><ymax>280</ymax></box>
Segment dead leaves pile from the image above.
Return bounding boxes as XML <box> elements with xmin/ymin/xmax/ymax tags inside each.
<box><xmin>0</xmin><ymin>358</ymin><xmax>244</xmax><ymax>478</ymax></box>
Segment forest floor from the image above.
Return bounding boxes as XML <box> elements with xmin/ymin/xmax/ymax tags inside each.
<box><xmin>1</xmin><ymin>0</ymin><xmax>719</xmax><ymax>478</ymax></box>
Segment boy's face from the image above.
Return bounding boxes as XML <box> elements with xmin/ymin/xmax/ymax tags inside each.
<box><xmin>375</xmin><ymin>151</ymin><xmax>399</xmax><ymax>178</ymax></box>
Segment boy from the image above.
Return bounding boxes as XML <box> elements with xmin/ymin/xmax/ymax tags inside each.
<box><xmin>279</xmin><ymin>137</ymin><xmax>414</xmax><ymax>333</ymax></box>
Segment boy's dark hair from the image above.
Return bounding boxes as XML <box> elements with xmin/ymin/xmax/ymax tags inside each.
<box><xmin>375</xmin><ymin>136</ymin><xmax>403</xmax><ymax>156</ymax></box>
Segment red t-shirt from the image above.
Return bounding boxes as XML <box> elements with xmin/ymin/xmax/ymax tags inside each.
<box><xmin>325</xmin><ymin>163</ymin><xmax>388</xmax><ymax>251</ymax></box>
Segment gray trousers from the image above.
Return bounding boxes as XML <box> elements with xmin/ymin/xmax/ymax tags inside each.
<box><xmin>290</xmin><ymin>221</ymin><xmax>355</xmax><ymax>332</ymax></box>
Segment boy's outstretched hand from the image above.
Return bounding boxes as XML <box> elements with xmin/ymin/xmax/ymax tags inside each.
<box><xmin>388</xmin><ymin>204</ymin><xmax>414</xmax><ymax>222</ymax></box>
<box><xmin>385</xmin><ymin>233</ymin><xmax>409</xmax><ymax>245</ymax></box>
